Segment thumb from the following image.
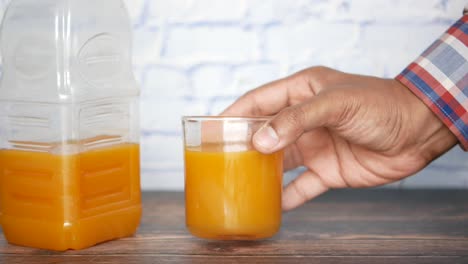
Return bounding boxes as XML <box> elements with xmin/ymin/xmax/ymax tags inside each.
<box><xmin>253</xmin><ymin>93</ymin><xmax>344</xmax><ymax>153</ymax></box>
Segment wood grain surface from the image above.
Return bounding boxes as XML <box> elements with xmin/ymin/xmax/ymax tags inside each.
<box><xmin>1</xmin><ymin>189</ymin><xmax>468</xmax><ymax>263</ymax></box>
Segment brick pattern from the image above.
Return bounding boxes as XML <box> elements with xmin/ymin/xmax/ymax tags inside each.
<box><xmin>1</xmin><ymin>0</ymin><xmax>467</xmax><ymax>189</ymax></box>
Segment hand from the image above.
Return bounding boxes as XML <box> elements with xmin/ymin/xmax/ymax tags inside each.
<box><xmin>222</xmin><ymin>67</ymin><xmax>457</xmax><ymax>210</ymax></box>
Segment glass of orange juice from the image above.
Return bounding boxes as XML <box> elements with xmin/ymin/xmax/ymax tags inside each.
<box><xmin>182</xmin><ymin>116</ymin><xmax>284</xmax><ymax>240</ymax></box>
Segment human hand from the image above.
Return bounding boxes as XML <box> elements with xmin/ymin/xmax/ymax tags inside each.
<box><xmin>222</xmin><ymin>67</ymin><xmax>457</xmax><ymax>210</ymax></box>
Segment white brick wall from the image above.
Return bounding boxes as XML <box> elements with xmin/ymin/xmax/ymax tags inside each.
<box><xmin>0</xmin><ymin>0</ymin><xmax>467</xmax><ymax>190</ymax></box>
<box><xmin>164</xmin><ymin>26</ymin><xmax>259</xmax><ymax>64</ymax></box>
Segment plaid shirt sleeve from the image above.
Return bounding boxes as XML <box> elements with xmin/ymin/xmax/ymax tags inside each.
<box><xmin>396</xmin><ymin>15</ymin><xmax>468</xmax><ymax>150</ymax></box>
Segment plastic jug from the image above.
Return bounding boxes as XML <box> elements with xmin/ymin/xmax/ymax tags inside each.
<box><xmin>0</xmin><ymin>0</ymin><xmax>141</xmax><ymax>250</ymax></box>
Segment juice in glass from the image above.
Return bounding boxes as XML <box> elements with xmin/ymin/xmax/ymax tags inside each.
<box><xmin>183</xmin><ymin>116</ymin><xmax>283</xmax><ymax>240</ymax></box>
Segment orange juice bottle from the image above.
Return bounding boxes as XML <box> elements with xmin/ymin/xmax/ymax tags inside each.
<box><xmin>0</xmin><ymin>142</ymin><xmax>141</xmax><ymax>250</ymax></box>
<box><xmin>183</xmin><ymin>117</ymin><xmax>284</xmax><ymax>240</ymax></box>
<box><xmin>0</xmin><ymin>0</ymin><xmax>141</xmax><ymax>250</ymax></box>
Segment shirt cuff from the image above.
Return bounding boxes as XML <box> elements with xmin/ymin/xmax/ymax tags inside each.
<box><xmin>396</xmin><ymin>15</ymin><xmax>468</xmax><ymax>150</ymax></box>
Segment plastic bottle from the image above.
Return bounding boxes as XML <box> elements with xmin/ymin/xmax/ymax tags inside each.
<box><xmin>0</xmin><ymin>0</ymin><xmax>141</xmax><ymax>250</ymax></box>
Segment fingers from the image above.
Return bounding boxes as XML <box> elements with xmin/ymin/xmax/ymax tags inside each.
<box><xmin>282</xmin><ymin>170</ymin><xmax>329</xmax><ymax>211</ymax></box>
<box><xmin>253</xmin><ymin>92</ymin><xmax>342</xmax><ymax>153</ymax></box>
<box><xmin>221</xmin><ymin>70</ymin><xmax>313</xmax><ymax>117</ymax></box>
<box><xmin>221</xmin><ymin>78</ymin><xmax>289</xmax><ymax>116</ymax></box>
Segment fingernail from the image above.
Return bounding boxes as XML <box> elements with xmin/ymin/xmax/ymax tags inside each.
<box><xmin>254</xmin><ymin>125</ymin><xmax>279</xmax><ymax>149</ymax></box>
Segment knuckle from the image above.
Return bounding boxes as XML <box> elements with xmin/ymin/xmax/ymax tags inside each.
<box><xmin>310</xmin><ymin>65</ymin><xmax>333</xmax><ymax>74</ymax></box>
<box><xmin>292</xmin><ymin>179</ymin><xmax>310</xmax><ymax>202</ymax></box>
<box><xmin>240</xmin><ymin>89</ymin><xmax>256</xmax><ymax>101</ymax></box>
<box><xmin>305</xmin><ymin>66</ymin><xmax>335</xmax><ymax>90</ymax></box>
<box><xmin>282</xmin><ymin>106</ymin><xmax>306</xmax><ymax>131</ymax></box>
<box><xmin>320</xmin><ymin>90</ymin><xmax>358</xmax><ymax>127</ymax></box>
<box><xmin>239</xmin><ymin>89</ymin><xmax>262</xmax><ymax>115</ymax></box>
<box><xmin>295</xmin><ymin>66</ymin><xmax>331</xmax><ymax>80</ymax></box>
<box><xmin>269</xmin><ymin>106</ymin><xmax>306</xmax><ymax>140</ymax></box>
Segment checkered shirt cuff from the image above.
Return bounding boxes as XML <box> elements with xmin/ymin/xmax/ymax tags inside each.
<box><xmin>396</xmin><ymin>15</ymin><xmax>468</xmax><ymax>150</ymax></box>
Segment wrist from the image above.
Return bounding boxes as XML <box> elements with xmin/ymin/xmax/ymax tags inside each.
<box><xmin>396</xmin><ymin>79</ymin><xmax>457</xmax><ymax>162</ymax></box>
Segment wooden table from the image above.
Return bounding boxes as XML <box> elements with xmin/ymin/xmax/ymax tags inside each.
<box><xmin>1</xmin><ymin>189</ymin><xmax>468</xmax><ymax>263</ymax></box>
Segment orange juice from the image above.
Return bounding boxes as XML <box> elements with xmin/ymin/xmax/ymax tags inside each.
<box><xmin>184</xmin><ymin>146</ymin><xmax>283</xmax><ymax>240</ymax></box>
<box><xmin>0</xmin><ymin>143</ymin><xmax>141</xmax><ymax>251</ymax></box>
